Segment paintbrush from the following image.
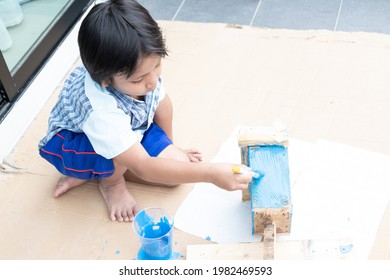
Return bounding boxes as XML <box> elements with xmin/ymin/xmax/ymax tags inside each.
<box><xmin>231</xmin><ymin>167</ymin><xmax>261</xmax><ymax>178</ymax></box>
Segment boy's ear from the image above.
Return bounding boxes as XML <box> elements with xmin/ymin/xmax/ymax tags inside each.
<box><xmin>101</xmin><ymin>80</ymin><xmax>109</xmax><ymax>87</ymax></box>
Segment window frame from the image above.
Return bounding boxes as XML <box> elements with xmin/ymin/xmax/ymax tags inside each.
<box><xmin>0</xmin><ymin>0</ymin><xmax>93</xmax><ymax>122</ymax></box>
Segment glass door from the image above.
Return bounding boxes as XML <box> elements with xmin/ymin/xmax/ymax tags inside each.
<box><xmin>0</xmin><ymin>0</ymin><xmax>93</xmax><ymax>120</ymax></box>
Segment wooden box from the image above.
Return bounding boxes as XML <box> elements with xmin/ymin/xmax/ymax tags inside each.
<box><xmin>238</xmin><ymin>125</ymin><xmax>292</xmax><ymax>235</ymax></box>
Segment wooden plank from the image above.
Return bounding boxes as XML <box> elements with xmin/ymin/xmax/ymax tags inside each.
<box><xmin>263</xmin><ymin>223</ymin><xmax>276</xmax><ymax>260</ymax></box>
<box><xmin>248</xmin><ymin>145</ymin><xmax>290</xmax><ymax>209</ymax></box>
<box><xmin>253</xmin><ymin>207</ymin><xmax>291</xmax><ymax>234</ymax></box>
<box><xmin>240</xmin><ymin>146</ymin><xmax>250</xmax><ymax>202</ymax></box>
<box><xmin>244</xmin><ymin>144</ymin><xmax>292</xmax><ymax>234</ymax></box>
<box><xmin>186</xmin><ymin>238</ymin><xmax>356</xmax><ymax>260</ymax></box>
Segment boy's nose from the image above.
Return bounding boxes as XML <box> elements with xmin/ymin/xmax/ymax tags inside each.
<box><xmin>145</xmin><ymin>75</ymin><xmax>157</xmax><ymax>90</ymax></box>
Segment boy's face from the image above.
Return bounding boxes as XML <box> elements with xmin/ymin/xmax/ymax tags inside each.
<box><xmin>105</xmin><ymin>54</ymin><xmax>162</xmax><ymax>99</ymax></box>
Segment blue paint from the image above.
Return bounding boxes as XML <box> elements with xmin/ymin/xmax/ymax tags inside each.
<box><xmin>251</xmin><ymin>170</ymin><xmax>264</xmax><ymax>184</ymax></box>
<box><xmin>246</xmin><ymin>144</ymin><xmax>291</xmax><ymax>234</ymax></box>
<box><xmin>205</xmin><ymin>236</ymin><xmax>211</xmax><ymax>241</ymax></box>
<box><xmin>339</xmin><ymin>244</ymin><xmax>353</xmax><ymax>254</ymax></box>
<box><xmin>115</xmin><ymin>250</ymin><xmax>121</xmax><ymax>255</ymax></box>
<box><xmin>133</xmin><ymin>208</ymin><xmax>174</xmax><ymax>260</ymax></box>
<box><xmin>171</xmin><ymin>251</ymin><xmax>181</xmax><ymax>259</ymax></box>
<box><xmin>248</xmin><ymin>145</ymin><xmax>291</xmax><ymax>208</ymax></box>
<box><xmin>139</xmin><ymin>218</ymin><xmax>172</xmax><ymax>238</ymax></box>
<box><xmin>137</xmin><ymin>248</ymin><xmax>181</xmax><ymax>260</ymax></box>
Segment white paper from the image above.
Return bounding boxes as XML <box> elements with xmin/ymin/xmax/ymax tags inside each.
<box><xmin>280</xmin><ymin>140</ymin><xmax>390</xmax><ymax>258</ymax></box>
<box><xmin>174</xmin><ymin>126</ymin><xmax>314</xmax><ymax>243</ymax></box>
<box><xmin>174</xmin><ymin>128</ymin><xmax>390</xmax><ymax>258</ymax></box>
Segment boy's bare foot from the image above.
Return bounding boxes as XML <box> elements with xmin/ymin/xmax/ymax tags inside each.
<box><xmin>53</xmin><ymin>176</ymin><xmax>87</xmax><ymax>197</ymax></box>
<box><xmin>99</xmin><ymin>177</ymin><xmax>138</xmax><ymax>222</ymax></box>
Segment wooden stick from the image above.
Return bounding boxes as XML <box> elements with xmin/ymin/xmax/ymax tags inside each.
<box><xmin>263</xmin><ymin>223</ymin><xmax>276</xmax><ymax>260</ymax></box>
<box><xmin>186</xmin><ymin>238</ymin><xmax>356</xmax><ymax>260</ymax></box>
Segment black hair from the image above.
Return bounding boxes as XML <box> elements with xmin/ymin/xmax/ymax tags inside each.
<box><xmin>78</xmin><ymin>0</ymin><xmax>167</xmax><ymax>84</ymax></box>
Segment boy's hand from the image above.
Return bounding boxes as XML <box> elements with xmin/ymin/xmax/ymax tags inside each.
<box><xmin>184</xmin><ymin>148</ymin><xmax>203</xmax><ymax>162</ymax></box>
<box><xmin>208</xmin><ymin>163</ymin><xmax>252</xmax><ymax>191</ymax></box>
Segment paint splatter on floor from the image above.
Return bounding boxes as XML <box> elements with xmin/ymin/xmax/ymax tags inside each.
<box><xmin>340</xmin><ymin>244</ymin><xmax>353</xmax><ymax>254</ymax></box>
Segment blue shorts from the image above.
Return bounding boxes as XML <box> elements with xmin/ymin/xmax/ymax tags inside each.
<box><xmin>39</xmin><ymin>123</ymin><xmax>172</xmax><ymax>180</ymax></box>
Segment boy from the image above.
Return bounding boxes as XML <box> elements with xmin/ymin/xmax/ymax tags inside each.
<box><xmin>38</xmin><ymin>0</ymin><xmax>251</xmax><ymax>222</ymax></box>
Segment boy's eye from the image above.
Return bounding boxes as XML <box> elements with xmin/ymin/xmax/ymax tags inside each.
<box><xmin>131</xmin><ymin>78</ymin><xmax>143</xmax><ymax>84</ymax></box>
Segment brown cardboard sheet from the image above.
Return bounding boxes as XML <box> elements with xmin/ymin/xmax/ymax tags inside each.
<box><xmin>0</xmin><ymin>21</ymin><xmax>390</xmax><ymax>259</ymax></box>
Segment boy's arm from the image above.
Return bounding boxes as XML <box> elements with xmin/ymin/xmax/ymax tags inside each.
<box><xmin>153</xmin><ymin>94</ymin><xmax>173</xmax><ymax>140</ymax></box>
<box><xmin>114</xmin><ymin>142</ymin><xmax>251</xmax><ymax>191</ymax></box>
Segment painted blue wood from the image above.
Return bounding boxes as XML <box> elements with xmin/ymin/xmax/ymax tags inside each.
<box><xmin>247</xmin><ymin>145</ymin><xmax>291</xmax><ymax>209</ymax></box>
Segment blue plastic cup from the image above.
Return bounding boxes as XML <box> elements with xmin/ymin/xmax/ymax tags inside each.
<box><xmin>132</xmin><ymin>207</ymin><xmax>174</xmax><ymax>260</ymax></box>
